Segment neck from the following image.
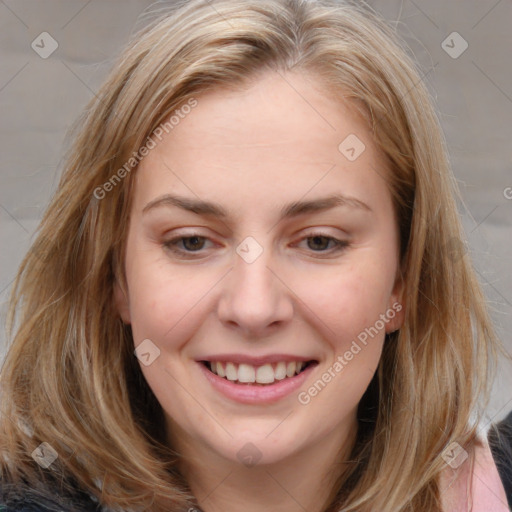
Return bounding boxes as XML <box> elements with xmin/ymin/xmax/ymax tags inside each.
<box><xmin>176</xmin><ymin>419</ymin><xmax>358</xmax><ymax>512</ymax></box>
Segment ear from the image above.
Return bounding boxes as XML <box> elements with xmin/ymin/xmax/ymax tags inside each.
<box><xmin>114</xmin><ymin>280</ymin><xmax>131</xmax><ymax>324</ymax></box>
<box><xmin>385</xmin><ymin>271</ymin><xmax>405</xmax><ymax>334</ymax></box>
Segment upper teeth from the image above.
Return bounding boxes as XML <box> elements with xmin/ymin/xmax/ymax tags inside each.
<box><xmin>209</xmin><ymin>361</ymin><xmax>306</xmax><ymax>384</ymax></box>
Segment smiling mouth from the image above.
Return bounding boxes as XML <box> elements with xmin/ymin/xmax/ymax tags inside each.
<box><xmin>201</xmin><ymin>360</ymin><xmax>317</xmax><ymax>385</ymax></box>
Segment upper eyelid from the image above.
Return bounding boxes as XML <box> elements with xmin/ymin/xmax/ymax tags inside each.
<box><xmin>163</xmin><ymin>229</ymin><xmax>346</xmax><ymax>241</ymax></box>
<box><xmin>163</xmin><ymin>226</ymin><xmax>348</xmax><ymax>238</ymax></box>
<box><xmin>164</xmin><ymin>231</ymin><xmax>348</xmax><ymax>251</ymax></box>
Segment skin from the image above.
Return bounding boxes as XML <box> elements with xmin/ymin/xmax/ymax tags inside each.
<box><xmin>114</xmin><ymin>70</ymin><xmax>405</xmax><ymax>512</ymax></box>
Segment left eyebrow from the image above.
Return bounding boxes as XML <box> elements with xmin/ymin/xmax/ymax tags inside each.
<box><xmin>142</xmin><ymin>193</ymin><xmax>372</xmax><ymax>219</ymax></box>
<box><xmin>280</xmin><ymin>194</ymin><xmax>372</xmax><ymax>218</ymax></box>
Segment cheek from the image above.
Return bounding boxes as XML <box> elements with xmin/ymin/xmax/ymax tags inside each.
<box><xmin>124</xmin><ymin>245</ymin><xmax>211</xmax><ymax>347</ymax></box>
<box><xmin>295</xmin><ymin>265</ymin><xmax>390</xmax><ymax>412</ymax></box>
<box><xmin>296</xmin><ymin>259</ymin><xmax>394</xmax><ymax>349</ymax></box>
<box><xmin>128</xmin><ymin>274</ymin><xmax>209</xmax><ymax>348</ymax></box>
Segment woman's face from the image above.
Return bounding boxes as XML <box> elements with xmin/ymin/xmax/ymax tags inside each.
<box><xmin>115</xmin><ymin>71</ymin><xmax>404</xmax><ymax>467</ymax></box>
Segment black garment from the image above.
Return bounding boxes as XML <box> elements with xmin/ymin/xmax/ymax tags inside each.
<box><xmin>488</xmin><ymin>410</ymin><xmax>512</xmax><ymax>509</ymax></box>
<box><xmin>0</xmin><ymin>477</ymin><xmax>102</xmax><ymax>512</ymax></box>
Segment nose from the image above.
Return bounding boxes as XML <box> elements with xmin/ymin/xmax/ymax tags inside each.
<box><xmin>216</xmin><ymin>241</ymin><xmax>294</xmax><ymax>338</ymax></box>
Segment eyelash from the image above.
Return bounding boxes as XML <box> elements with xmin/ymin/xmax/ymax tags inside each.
<box><xmin>163</xmin><ymin>232</ymin><xmax>349</xmax><ymax>258</ymax></box>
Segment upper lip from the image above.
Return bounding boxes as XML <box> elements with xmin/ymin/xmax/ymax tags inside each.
<box><xmin>197</xmin><ymin>354</ymin><xmax>317</xmax><ymax>365</ymax></box>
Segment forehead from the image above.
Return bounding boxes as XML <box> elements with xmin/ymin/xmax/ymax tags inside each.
<box><xmin>133</xmin><ymin>70</ymin><xmax>391</xmax><ymax>214</ymax></box>
<box><xmin>160</xmin><ymin>71</ymin><xmax>371</xmax><ymax>158</ymax></box>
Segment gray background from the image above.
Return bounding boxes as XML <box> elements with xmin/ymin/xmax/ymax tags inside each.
<box><xmin>1</xmin><ymin>0</ymin><xmax>511</xmax><ymax>426</ymax></box>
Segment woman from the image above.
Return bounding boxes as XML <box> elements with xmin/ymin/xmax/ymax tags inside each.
<box><xmin>0</xmin><ymin>0</ymin><xmax>509</xmax><ymax>510</ymax></box>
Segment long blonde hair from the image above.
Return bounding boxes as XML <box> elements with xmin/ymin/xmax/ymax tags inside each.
<box><xmin>0</xmin><ymin>0</ymin><xmax>501</xmax><ymax>510</ymax></box>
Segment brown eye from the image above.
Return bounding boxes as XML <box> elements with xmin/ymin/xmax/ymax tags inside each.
<box><xmin>164</xmin><ymin>234</ymin><xmax>213</xmax><ymax>258</ymax></box>
<box><xmin>180</xmin><ymin>236</ymin><xmax>206</xmax><ymax>251</ymax></box>
<box><xmin>300</xmin><ymin>234</ymin><xmax>348</xmax><ymax>253</ymax></box>
<box><xmin>306</xmin><ymin>235</ymin><xmax>332</xmax><ymax>251</ymax></box>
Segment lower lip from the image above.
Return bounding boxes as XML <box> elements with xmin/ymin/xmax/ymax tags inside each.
<box><xmin>197</xmin><ymin>362</ymin><xmax>317</xmax><ymax>404</ymax></box>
